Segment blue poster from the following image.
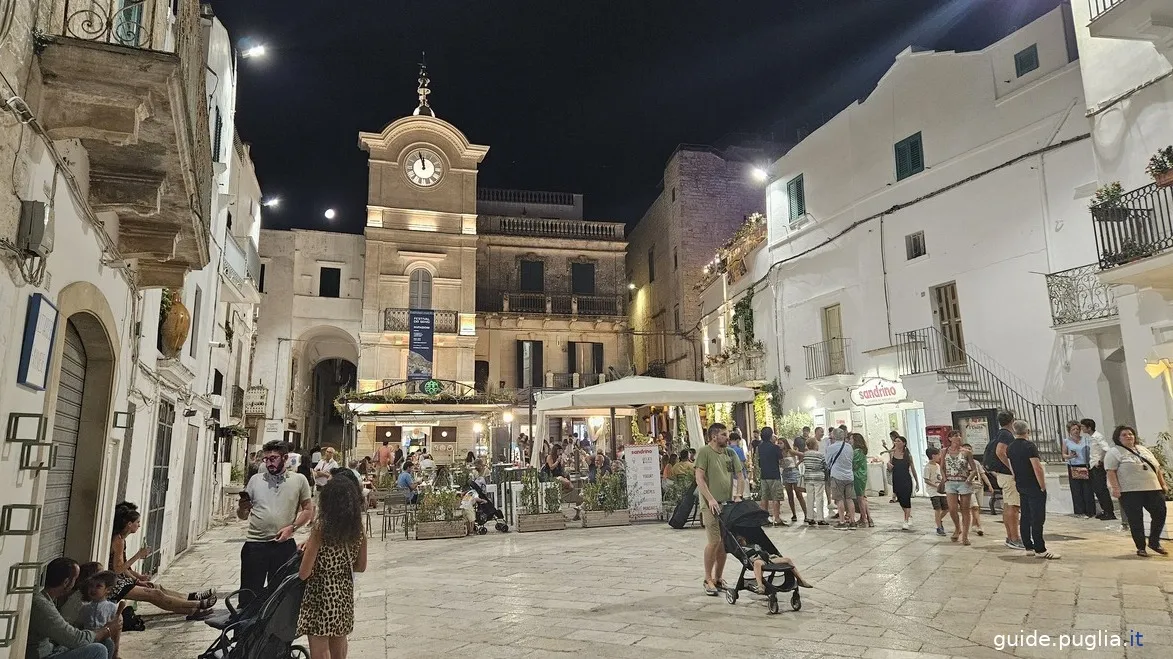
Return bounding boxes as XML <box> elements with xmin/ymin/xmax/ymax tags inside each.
<box><xmin>407</xmin><ymin>309</ymin><xmax>434</xmax><ymax>381</ymax></box>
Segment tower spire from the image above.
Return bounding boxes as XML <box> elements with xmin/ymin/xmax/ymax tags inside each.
<box><xmin>413</xmin><ymin>52</ymin><xmax>435</xmax><ymax>117</ymax></box>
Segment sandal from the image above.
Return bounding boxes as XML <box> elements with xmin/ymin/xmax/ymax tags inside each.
<box><xmin>962</xmin><ymin>538</ymin><xmax>971</xmax><ymax>546</ymax></box>
<box><xmin>703</xmin><ymin>580</ymin><xmax>719</xmax><ymax>596</ymax></box>
<box><xmin>951</xmin><ymin>533</ymin><xmax>960</xmax><ymax>542</ymax></box>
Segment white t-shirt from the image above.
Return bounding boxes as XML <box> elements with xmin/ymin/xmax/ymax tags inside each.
<box><xmin>315</xmin><ymin>459</ymin><xmax>338</xmax><ymax>487</ymax></box>
<box><xmin>421</xmin><ymin>457</ymin><xmax>436</xmax><ymax>470</ymax></box>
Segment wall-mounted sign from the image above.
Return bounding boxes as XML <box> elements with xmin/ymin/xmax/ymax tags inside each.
<box><xmin>407</xmin><ymin>309</ymin><xmax>434</xmax><ymax>381</ymax></box>
<box><xmin>18</xmin><ymin>294</ymin><xmax>59</xmax><ymax>391</ymax></box>
<box><xmin>849</xmin><ymin>378</ymin><xmax>907</xmax><ymax>406</ymax></box>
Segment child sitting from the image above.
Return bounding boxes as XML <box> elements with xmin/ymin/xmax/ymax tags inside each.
<box><xmin>735</xmin><ymin>535</ymin><xmax>813</xmax><ymax>594</ymax></box>
<box><xmin>77</xmin><ymin>571</ymin><xmax>127</xmax><ymax>659</ymax></box>
<box><xmin>461</xmin><ymin>487</ymin><xmax>486</xmax><ymax>535</ymax></box>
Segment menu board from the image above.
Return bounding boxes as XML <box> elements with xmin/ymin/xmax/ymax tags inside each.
<box><xmin>624</xmin><ymin>445</ymin><xmax>662</xmax><ymax>522</ymax></box>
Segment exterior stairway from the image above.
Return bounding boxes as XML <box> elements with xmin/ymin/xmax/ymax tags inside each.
<box><xmin>896</xmin><ymin>327</ymin><xmax>1077</xmax><ymax>464</ymax></box>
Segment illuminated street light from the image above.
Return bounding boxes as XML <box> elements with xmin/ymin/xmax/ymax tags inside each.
<box><xmin>751</xmin><ymin>167</ymin><xmax>769</xmax><ymax>182</ymax></box>
<box><xmin>242</xmin><ymin>44</ymin><xmax>266</xmax><ymax>58</ymax></box>
<box><xmin>324</xmin><ymin>208</ymin><xmax>336</xmax><ymax>220</ymax></box>
<box><xmin>262</xmin><ymin>197</ymin><xmax>280</xmax><ymax>208</ymax></box>
<box><xmin>473</xmin><ymin>422</ymin><xmax>483</xmax><ymax>433</ymax></box>
<box><xmin>503</xmin><ymin>412</ymin><xmax>514</xmax><ymax>423</ymax></box>
<box><xmin>627</xmin><ymin>282</ymin><xmax>636</xmax><ymax>290</ymax></box>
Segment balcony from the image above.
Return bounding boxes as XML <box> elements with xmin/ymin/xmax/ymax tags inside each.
<box><xmin>1088</xmin><ymin>0</ymin><xmax>1173</xmax><ymax>52</ymax></box>
<box><xmin>803</xmin><ymin>338</ymin><xmax>854</xmax><ymax>381</ymax></box>
<box><xmin>1092</xmin><ymin>181</ymin><xmax>1173</xmax><ymax>288</ymax></box>
<box><xmin>477</xmin><ymin>290</ymin><xmax>625</xmax><ymax>317</ymax></box>
<box><xmin>543</xmin><ymin>372</ymin><xmax>608</xmax><ymax>390</ymax></box>
<box><xmin>704</xmin><ymin>351</ymin><xmax>765</xmax><ymax>387</ymax></box>
<box><xmin>383</xmin><ymin>308</ymin><xmax>460</xmax><ymax>333</ymax></box>
<box><xmin>1045</xmin><ymin>263</ymin><xmax>1119</xmax><ymax>331</ymax></box>
<box><xmin>220</xmin><ymin>233</ymin><xmax>261</xmax><ymax>304</ymax></box>
<box><xmin>37</xmin><ymin>0</ymin><xmax>212</xmax><ymax>288</ymax></box>
<box><xmin>477</xmin><ymin>215</ymin><xmax>625</xmax><ymax>241</ymax></box>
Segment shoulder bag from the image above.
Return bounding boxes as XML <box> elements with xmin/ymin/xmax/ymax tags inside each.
<box><xmin>826</xmin><ymin>443</ymin><xmax>847</xmax><ymax>481</ymax></box>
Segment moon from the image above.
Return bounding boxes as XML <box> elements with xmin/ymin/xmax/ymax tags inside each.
<box><xmin>324</xmin><ymin>208</ymin><xmax>336</xmax><ymax>220</ymax></box>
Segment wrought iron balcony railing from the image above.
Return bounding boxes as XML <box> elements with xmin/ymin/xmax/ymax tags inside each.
<box><xmin>59</xmin><ymin>0</ymin><xmax>166</xmax><ymax>50</ymax></box>
<box><xmin>383</xmin><ymin>308</ymin><xmax>460</xmax><ymax>333</ymax></box>
<box><xmin>477</xmin><ymin>290</ymin><xmax>625</xmax><ymax>317</ymax></box>
<box><xmin>1093</xmin><ymin>181</ymin><xmax>1173</xmax><ymax>269</ymax></box>
<box><xmin>803</xmin><ymin>338</ymin><xmax>853</xmax><ymax>380</ymax></box>
<box><xmin>1088</xmin><ymin>0</ymin><xmax>1126</xmax><ymax>23</ymax></box>
<box><xmin>704</xmin><ymin>351</ymin><xmax>765</xmax><ymax>386</ymax></box>
<box><xmin>542</xmin><ymin>372</ymin><xmax>608</xmax><ymax>389</ymax></box>
<box><xmin>1045</xmin><ymin>263</ymin><xmax>1118</xmax><ymax>327</ymax></box>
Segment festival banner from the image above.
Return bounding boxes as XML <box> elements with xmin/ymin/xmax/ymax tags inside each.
<box><xmin>407</xmin><ymin>309</ymin><xmax>434</xmax><ymax>381</ymax></box>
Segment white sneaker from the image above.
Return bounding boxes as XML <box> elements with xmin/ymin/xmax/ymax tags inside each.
<box><xmin>901</xmin><ymin>521</ymin><xmax>910</xmax><ymax>530</ymax></box>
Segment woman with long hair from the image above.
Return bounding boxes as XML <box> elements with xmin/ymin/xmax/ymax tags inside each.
<box><xmin>851</xmin><ymin>434</ymin><xmax>874</xmax><ymax>528</ymax></box>
<box><xmin>298</xmin><ymin>477</ymin><xmax>368</xmax><ymax>659</ymax></box>
<box><xmin>940</xmin><ymin>429</ymin><xmax>978</xmax><ymax>545</ymax></box>
<box><xmin>1106</xmin><ymin>425</ymin><xmax>1168</xmax><ymax>557</ymax></box>
<box><xmin>110</xmin><ymin>506</ymin><xmax>215</xmax><ymax>618</ymax></box>
<box><xmin>887</xmin><ymin>436</ymin><xmax>918</xmax><ymax>530</ymax></box>
<box><xmin>779</xmin><ymin>438</ymin><xmax>808</xmax><ymax>523</ymax></box>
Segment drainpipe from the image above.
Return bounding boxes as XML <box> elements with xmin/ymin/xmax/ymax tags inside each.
<box><xmin>880</xmin><ymin>213</ymin><xmax>893</xmax><ymax>346</ymax></box>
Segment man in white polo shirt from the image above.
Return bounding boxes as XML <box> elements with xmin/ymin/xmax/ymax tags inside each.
<box><xmin>237</xmin><ymin>440</ymin><xmax>313</xmax><ymax>605</ymax></box>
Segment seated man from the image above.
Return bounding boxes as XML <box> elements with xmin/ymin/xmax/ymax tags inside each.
<box><xmin>397</xmin><ymin>459</ymin><xmax>419</xmax><ymax>504</ymax></box>
<box><xmin>28</xmin><ymin>557</ymin><xmax>120</xmax><ymax>659</ymax></box>
<box><xmin>735</xmin><ymin>535</ymin><xmax>813</xmax><ymax>595</ymax></box>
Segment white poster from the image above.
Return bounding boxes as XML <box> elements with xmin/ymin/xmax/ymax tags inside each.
<box><xmin>624</xmin><ymin>445</ymin><xmax>662</xmax><ymax>522</ymax></box>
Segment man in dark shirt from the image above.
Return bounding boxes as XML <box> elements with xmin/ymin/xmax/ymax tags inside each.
<box><xmin>985</xmin><ymin>411</ymin><xmax>1023</xmax><ymax>550</ymax></box>
<box><xmin>756</xmin><ymin>427</ymin><xmax>785</xmax><ymax>526</ymax></box>
<box><xmin>1007</xmin><ymin>420</ymin><xmax>1059</xmax><ymax>559</ymax></box>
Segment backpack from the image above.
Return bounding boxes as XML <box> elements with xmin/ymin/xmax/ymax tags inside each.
<box><xmin>983</xmin><ymin>433</ymin><xmax>1002</xmax><ymax>472</ymax></box>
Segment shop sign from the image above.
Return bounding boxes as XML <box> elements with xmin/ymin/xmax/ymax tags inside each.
<box><xmin>849</xmin><ymin>378</ymin><xmax>906</xmax><ymax>406</ymax></box>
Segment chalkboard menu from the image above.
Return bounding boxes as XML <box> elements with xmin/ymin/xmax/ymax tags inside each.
<box><xmin>624</xmin><ymin>445</ymin><xmax>663</xmax><ymax>522</ymax></box>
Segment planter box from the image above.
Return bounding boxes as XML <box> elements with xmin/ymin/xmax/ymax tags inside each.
<box><xmin>415</xmin><ymin>520</ymin><xmax>467</xmax><ymax>540</ymax></box>
<box><xmin>582</xmin><ymin>509</ymin><xmax>631</xmax><ymax>528</ymax></box>
<box><xmin>518</xmin><ymin>512</ymin><xmax>567</xmax><ymax>533</ymax></box>
<box><xmin>1157</xmin><ymin>170</ymin><xmax>1173</xmax><ymax>188</ymax></box>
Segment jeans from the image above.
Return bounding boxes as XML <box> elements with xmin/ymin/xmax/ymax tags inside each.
<box><xmin>1089</xmin><ymin>464</ymin><xmax>1116</xmax><ymax>518</ymax></box>
<box><xmin>806</xmin><ymin>480</ymin><xmax>827</xmax><ymax>522</ymax></box>
<box><xmin>1068</xmin><ymin>465</ymin><xmax>1095</xmax><ymax>516</ymax></box>
<box><xmin>240</xmin><ymin>538</ymin><xmax>298</xmax><ymax>606</ymax></box>
<box><xmin>1019</xmin><ymin>488</ymin><xmax>1048</xmax><ymax>554</ymax></box>
<box><xmin>1119</xmin><ymin>489</ymin><xmax>1167</xmax><ymax>551</ymax></box>
<box><xmin>52</xmin><ymin>639</ymin><xmax>114</xmax><ymax>658</ymax></box>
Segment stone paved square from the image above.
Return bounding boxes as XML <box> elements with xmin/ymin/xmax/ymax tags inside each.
<box><xmin>118</xmin><ymin>502</ymin><xmax>1173</xmax><ymax>658</ymax></box>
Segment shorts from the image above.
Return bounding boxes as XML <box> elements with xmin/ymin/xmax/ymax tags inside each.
<box><xmin>701</xmin><ymin>506</ymin><xmax>721</xmax><ymax>545</ymax></box>
<box><xmin>463</xmin><ymin>508</ymin><xmax>475</xmax><ymax>523</ymax></box>
<box><xmin>996</xmin><ymin>472</ymin><xmax>1020</xmax><ymax>507</ymax></box>
<box><xmin>930</xmin><ymin>495</ymin><xmax>948</xmax><ymax>511</ymax></box>
<box><xmin>970</xmin><ymin>488</ymin><xmax>984</xmax><ymax>508</ymax></box>
<box><xmin>760</xmin><ymin>479</ymin><xmax>784</xmax><ymax>502</ymax></box>
<box><xmin>944</xmin><ymin>481</ymin><xmax>973</xmax><ymax>496</ymax></box>
<box><xmin>782</xmin><ymin>468</ymin><xmax>800</xmax><ymax>485</ymax></box>
<box><xmin>828</xmin><ymin>477</ymin><xmax>855</xmax><ymax>503</ymax></box>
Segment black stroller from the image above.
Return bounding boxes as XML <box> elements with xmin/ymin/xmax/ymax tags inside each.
<box><xmin>199</xmin><ymin>552</ymin><xmax>308</xmax><ymax>659</ymax></box>
<box><xmin>468</xmin><ymin>480</ymin><xmax>510</xmax><ymax>534</ymax></box>
<box><xmin>717</xmin><ymin>501</ymin><xmax>802</xmax><ymax>615</ymax></box>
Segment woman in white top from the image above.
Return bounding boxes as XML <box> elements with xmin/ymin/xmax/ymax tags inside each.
<box><xmin>1105</xmin><ymin>425</ymin><xmax>1169</xmax><ymax>557</ymax></box>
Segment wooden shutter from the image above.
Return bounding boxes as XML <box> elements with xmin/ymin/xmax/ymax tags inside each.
<box><xmin>909</xmin><ymin>134</ymin><xmax>924</xmax><ymax>174</ymax></box>
<box><xmin>515</xmin><ymin>340</ymin><xmax>526</xmax><ymax>388</ymax></box>
<box><xmin>787</xmin><ymin>175</ymin><xmax>805</xmax><ymax>221</ymax></box>
<box><xmin>568</xmin><ymin>341</ymin><xmax>577</xmax><ymax>374</ymax></box>
<box><xmin>533</xmin><ymin>341</ymin><xmax>543</xmax><ymax>385</ymax></box>
<box><xmin>592</xmin><ymin>343</ymin><xmax>604</xmax><ymax>374</ymax></box>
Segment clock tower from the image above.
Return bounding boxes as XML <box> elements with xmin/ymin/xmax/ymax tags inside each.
<box><xmin>355</xmin><ymin>63</ymin><xmax>489</xmax><ymax>396</ymax></box>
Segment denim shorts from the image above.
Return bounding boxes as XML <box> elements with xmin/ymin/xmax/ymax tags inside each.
<box><xmin>944</xmin><ymin>481</ymin><xmax>973</xmax><ymax>496</ymax></box>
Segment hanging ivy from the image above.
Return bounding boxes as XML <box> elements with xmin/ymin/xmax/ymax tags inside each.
<box><xmin>760</xmin><ymin>379</ymin><xmax>784</xmax><ymax>420</ymax></box>
<box><xmin>730</xmin><ymin>286</ymin><xmax>755</xmax><ymax>350</ymax></box>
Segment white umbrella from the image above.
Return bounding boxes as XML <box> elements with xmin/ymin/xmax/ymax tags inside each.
<box><xmin>534</xmin><ymin>376</ymin><xmax>755</xmax><ymax>411</ymax></box>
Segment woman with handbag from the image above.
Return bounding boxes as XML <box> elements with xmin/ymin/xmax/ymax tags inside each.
<box><xmin>1062</xmin><ymin>421</ymin><xmax>1095</xmax><ymax>518</ymax></box>
<box><xmin>1105</xmin><ymin>425</ymin><xmax>1169</xmax><ymax>557</ymax></box>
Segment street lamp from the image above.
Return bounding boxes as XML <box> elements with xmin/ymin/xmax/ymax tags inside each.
<box><xmin>262</xmin><ymin>197</ymin><xmax>280</xmax><ymax>208</ymax></box>
<box><xmin>751</xmin><ymin>167</ymin><xmax>769</xmax><ymax>183</ymax></box>
<box><xmin>241</xmin><ymin>44</ymin><xmax>266</xmax><ymax>58</ymax></box>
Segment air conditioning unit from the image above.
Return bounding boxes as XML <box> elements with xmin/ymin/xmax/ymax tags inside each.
<box><xmin>17</xmin><ymin>200</ymin><xmax>53</xmax><ymax>257</ymax></box>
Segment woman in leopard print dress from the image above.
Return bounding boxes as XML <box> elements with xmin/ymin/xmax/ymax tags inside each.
<box><xmin>298</xmin><ymin>476</ymin><xmax>368</xmax><ymax>658</ymax></box>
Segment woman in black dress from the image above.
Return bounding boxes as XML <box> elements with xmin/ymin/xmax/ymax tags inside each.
<box><xmin>887</xmin><ymin>436</ymin><xmax>918</xmax><ymax>530</ymax></box>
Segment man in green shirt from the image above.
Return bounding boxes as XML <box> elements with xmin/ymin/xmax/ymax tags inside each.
<box><xmin>695</xmin><ymin>422</ymin><xmax>744</xmax><ymax>596</ymax></box>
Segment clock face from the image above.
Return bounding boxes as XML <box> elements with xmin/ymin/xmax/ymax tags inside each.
<box><xmin>406</xmin><ymin>148</ymin><xmax>444</xmax><ymax>187</ymax></box>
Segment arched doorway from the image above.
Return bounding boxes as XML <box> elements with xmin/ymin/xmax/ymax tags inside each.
<box><xmin>38</xmin><ymin>311</ymin><xmax>117</xmax><ymax>563</ymax></box>
<box><xmin>293</xmin><ymin>325</ymin><xmax>358</xmax><ymax>452</ymax></box>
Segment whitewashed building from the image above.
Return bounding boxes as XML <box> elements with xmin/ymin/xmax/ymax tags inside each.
<box><xmin>701</xmin><ymin>6</ymin><xmax>1108</xmax><ymax>485</ymax></box>
<box><xmin>0</xmin><ymin>2</ymin><xmax>259</xmax><ymax>652</ymax></box>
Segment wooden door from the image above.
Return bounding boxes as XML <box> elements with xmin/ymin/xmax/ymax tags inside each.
<box><xmin>931</xmin><ymin>283</ymin><xmax>965</xmax><ymax>366</ymax></box>
<box><xmin>822</xmin><ymin>304</ymin><xmax>845</xmax><ymax>374</ymax></box>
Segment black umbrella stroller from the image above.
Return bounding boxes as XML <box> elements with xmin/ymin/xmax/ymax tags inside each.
<box><xmin>199</xmin><ymin>551</ymin><xmax>308</xmax><ymax>659</ymax></box>
<box><xmin>468</xmin><ymin>479</ymin><xmax>510</xmax><ymax>534</ymax></box>
<box><xmin>718</xmin><ymin>501</ymin><xmax>803</xmax><ymax>615</ymax></box>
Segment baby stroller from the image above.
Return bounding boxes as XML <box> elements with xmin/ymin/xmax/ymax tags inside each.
<box><xmin>718</xmin><ymin>500</ymin><xmax>802</xmax><ymax>615</ymax></box>
<box><xmin>199</xmin><ymin>552</ymin><xmax>308</xmax><ymax>659</ymax></box>
<box><xmin>468</xmin><ymin>480</ymin><xmax>510</xmax><ymax>534</ymax></box>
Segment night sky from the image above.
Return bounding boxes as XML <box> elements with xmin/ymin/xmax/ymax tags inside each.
<box><xmin>209</xmin><ymin>0</ymin><xmax>1061</xmax><ymax>233</ymax></box>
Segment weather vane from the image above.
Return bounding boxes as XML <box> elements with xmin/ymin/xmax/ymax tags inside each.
<box><xmin>414</xmin><ymin>51</ymin><xmax>434</xmax><ymax>117</ymax></box>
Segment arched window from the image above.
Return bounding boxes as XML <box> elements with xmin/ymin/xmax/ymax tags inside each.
<box><xmin>409</xmin><ymin>269</ymin><xmax>433</xmax><ymax>309</ymax></box>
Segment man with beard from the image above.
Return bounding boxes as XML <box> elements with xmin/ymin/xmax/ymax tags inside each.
<box><xmin>695</xmin><ymin>422</ymin><xmax>744</xmax><ymax>596</ymax></box>
<box><xmin>237</xmin><ymin>440</ymin><xmax>314</xmax><ymax>605</ymax></box>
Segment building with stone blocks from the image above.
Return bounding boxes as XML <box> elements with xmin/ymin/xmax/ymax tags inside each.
<box><xmin>627</xmin><ymin>145</ymin><xmax>768</xmax><ymax>383</ymax></box>
<box><xmin>0</xmin><ymin>2</ymin><xmax>260</xmax><ymax>654</ymax></box>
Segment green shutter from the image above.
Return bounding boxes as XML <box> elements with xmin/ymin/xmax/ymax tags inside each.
<box><xmin>787</xmin><ymin>174</ymin><xmax>805</xmax><ymax>221</ymax></box>
<box><xmin>895</xmin><ymin>132</ymin><xmax>924</xmax><ymax>181</ymax></box>
<box><xmin>1014</xmin><ymin>44</ymin><xmax>1039</xmax><ymax>78</ymax></box>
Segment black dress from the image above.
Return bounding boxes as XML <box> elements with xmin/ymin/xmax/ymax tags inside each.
<box><xmin>890</xmin><ymin>454</ymin><xmax>914</xmax><ymax>508</ymax></box>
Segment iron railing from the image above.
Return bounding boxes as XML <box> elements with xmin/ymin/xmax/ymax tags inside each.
<box><xmin>549</xmin><ymin>373</ymin><xmax>574</xmax><ymax>389</ymax></box>
<box><xmin>1092</xmin><ymin>182</ymin><xmax>1173</xmax><ymax>269</ymax></box>
<box><xmin>704</xmin><ymin>351</ymin><xmax>765</xmax><ymax>386</ymax></box>
<box><xmin>476</xmin><ymin>215</ymin><xmax>625</xmax><ymax>241</ymax></box>
<box><xmin>477</xmin><ymin>290</ymin><xmax>624</xmax><ymax>316</ymax></box>
<box><xmin>477</xmin><ymin>188</ymin><xmax>576</xmax><ymax>206</ymax></box>
<box><xmin>1088</xmin><ymin>0</ymin><xmax>1126</xmax><ymax>23</ymax></box>
<box><xmin>1045</xmin><ymin>263</ymin><xmax>1119</xmax><ymax>327</ymax></box>
<box><xmin>896</xmin><ymin>327</ymin><xmax>1074</xmax><ymax>462</ymax></box>
<box><xmin>581</xmin><ymin>372</ymin><xmax>604</xmax><ymax>387</ymax></box>
<box><xmin>803</xmin><ymin>338</ymin><xmax>853</xmax><ymax>380</ymax></box>
<box><xmin>59</xmin><ymin>0</ymin><xmax>164</xmax><ymax>49</ymax></box>
<box><xmin>382</xmin><ymin>308</ymin><xmax>459</xmax><ymax>333</ymax></box>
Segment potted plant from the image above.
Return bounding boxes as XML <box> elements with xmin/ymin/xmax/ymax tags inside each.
<box><xmin>518</xmin><ymin>469</ymin><xmax>566</xmax><ymax>532</ymax></box>
<box><xmin>414</xmin><ymin>488</ymin><xmax>467</xmax><ymax>539</ymax></box>
<box><xmin>582</xmin><ymin>472</ymin><xmax>631</xmax><ymax>528</ymax></box>
<box><xmin>1148</xmin><ymin>147</ymin><xmax>1173</xmax><ymax>187</ymax></box>
<box><xmin>1089</xmin><ymin>182</ymin><xmax>1129</xmax><ymax>223</ymax></box>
